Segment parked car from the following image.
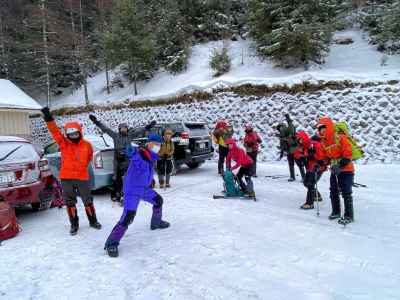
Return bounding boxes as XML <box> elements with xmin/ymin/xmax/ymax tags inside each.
<box><xmin>132</xmin><ymin>122</ymin><xmax>214</xmax><ymax>169</ymax></box>
<box><xmin>44</xmin><ymin>134</ymin><xmax>114</xmax><ymax>190</ymax></box>
<box><xmin>0</xmin><ymin>136</ymin><xmax>61</xmax><ymax>210</ymax></box>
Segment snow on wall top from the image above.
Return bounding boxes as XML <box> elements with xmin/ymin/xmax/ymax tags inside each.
<box><xmin>0</xmin><ymin>79</ymin><xmax>42</xmax><ymax>111</ymax></box>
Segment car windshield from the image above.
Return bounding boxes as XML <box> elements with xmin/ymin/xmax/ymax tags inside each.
<box><xmin>184</xmin><ymin>123</ymin><xmax>208</xmax><ymax>135</ymax></box>
<box><xmin>0</xmin><ymin>142</ymin><xmax>39</xmax><ymax>163</ymax></box>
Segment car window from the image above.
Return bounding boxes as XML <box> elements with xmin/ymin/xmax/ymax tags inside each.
<box><xmin>158</xmin><ymin>123</ymin><xmax>184</xmax><ymax>134</ymax></box>
<box><xmin>44</xmin><ymin>142</ymin><xmax>59</xmax><ymax>154</ymax></box>
<box><xmin>184</xmin><ymin>123</ymin><xmax>209</xmax><ymax>136</ymax></box>
<box><xmin>0</xmin><ymin>142</ymin><xmax>39</xmax><ymax>163</ymax></box>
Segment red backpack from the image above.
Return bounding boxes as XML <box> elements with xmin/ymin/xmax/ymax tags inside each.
<box><xmin>0</xmin><ymin>200</ymin><xmax>20</xmax><ymax>241</ymax></box>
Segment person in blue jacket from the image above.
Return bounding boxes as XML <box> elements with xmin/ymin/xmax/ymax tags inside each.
<box><xmin>104</xmin><ymin>134</ymin><xmax>170</xmax><ymax>257</ymax></box>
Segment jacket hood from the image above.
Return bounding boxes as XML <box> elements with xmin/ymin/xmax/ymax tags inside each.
<box><xmin>64</xmin><ymin>122</ymin><xmax>83</xmax><ymax>135</ymax></box>
<box><xmin>225</xmin><ymin>138</ymin><xmax>237</xmax><ymax>147</ymax></box>
<box><xmin>317</xmin><ymin>117</ymin><xmax>335</xmax><ymax>146</ymax></box>
<box><xmin>296</xmin><ymin>130</ymin><xmax>311</xmax><ymax>147</ymax></box>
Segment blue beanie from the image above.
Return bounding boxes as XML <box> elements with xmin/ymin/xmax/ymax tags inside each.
<box><xmin>148</xmin><ymin>133</ymin><xmax>163</xmax><ymax>143</ymax></box>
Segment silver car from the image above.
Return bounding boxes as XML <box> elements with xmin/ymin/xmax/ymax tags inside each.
<box><xmin>44</xmin><ymin>135</ymin><xmax>115</xmax><ymax>190</ymax></box>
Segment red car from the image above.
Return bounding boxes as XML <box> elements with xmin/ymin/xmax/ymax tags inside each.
<box><xmin>0</xmin><ymin>136</ymin><xmax>62</xmax><ymax>210</ymax></box>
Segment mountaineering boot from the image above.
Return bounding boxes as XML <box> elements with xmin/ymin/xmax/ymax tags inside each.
<box><xmin>329</xmin><ymin>213</ymin><xmax>341</xmax><ymax>220</ymax></box>
<box><xmin>85</xmin><ymin>203</ymin><xmax>102</xmax><ymax>229</ymax></box>
<box><xmin>151</xmin><ymin>206</ymin><xmax>170</xmax><ymax>230</ymax></box>
<box><xmin>343</xmin><ymin>193</ymin><xmax>354</xmax><ymax>222</ymax></box>
<box><xmin>300</xmin><ymin>190</ymin><xmax>314</xmax><ymax>209</ymax></box>
<box><xmin>288</xmin><ymin>178</ymin><xmax>296</xmax><ymax>182</ymax></box>
<box><xmin>105</xmin><ymin>244</ymin><xmax>119</xmax><ymax>257</ymax></box>
<box><xmin>66</xmin><ymin>205</ymin><xmax>79</xmax><ymax>235</ymax></box>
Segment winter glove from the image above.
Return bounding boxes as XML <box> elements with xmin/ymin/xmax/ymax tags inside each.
<box><xmin>338</xmin><ymin>158</ymin><xmax>351</xmax><ymax>168</ymax></box>
<box><xmin>150</xmin><ymin>179</ymin><xmax>155</xmax><ymax>188</ymax></box>
<box><xmin>145</xmin><ymin>120</ymin><xmax>157</xmax><ymax>130</ymax></box>
<box><xmin>41</xmin><ymin>107</ymin><xmax>54</xmax><ymax>122</ymax></box>
<box><xmin>331</xmin><ymin>164</ymin><xmax>341</xmax><ymax>176</ymax></box>
<box><xmin>89</xmin><ymin>114</ymin><xmax>97</xmax><ymax>123</ymax></box>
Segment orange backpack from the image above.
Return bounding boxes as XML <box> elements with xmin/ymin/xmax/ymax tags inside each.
<box><xmin>0</xmin><ymin>199</ymin><xmax>20</xmax><ymax>242</ymax></box>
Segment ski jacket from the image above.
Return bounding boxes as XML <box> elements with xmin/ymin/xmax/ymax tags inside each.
<box><xmin>158</xmin><ymin>140</ymin><xmax>175</xmax><ymax>160</ymax></box>
<box><xmin>317</xmin><ymin>117</ymin><xmax>354</xmax><ymax>173</ymax></box>
<box><xmin>293</xmin><ymin>131</ymin><xmax>311</xmax><ymax>160</ymax></box>
<box><xmin>277</xmin><ymin>120</ymin><xmax>297</xmax><ymax>154</ymax></box>
<box><xmin>226</xmin><ymin>140</ymin><xmax>253</xmax><ymax>171</ymax></box>
<box><xmin>244</xmin><ymin>131</ymin><xmax>262</xmax><ymax>153</ymax></box>
<box><xmin>124</xmin><ymin>146</ymin><xmax>158</xmax><ymax>195</ymax></box>
<box><xmin>213</xmin><ymin>124</ymin><xmax>233</xmax><ymax>147</ymax></box>
<box><xmin>46</xmin><ymin>120</ymin><xmax>93</xmax><ymax>180</ymax></box>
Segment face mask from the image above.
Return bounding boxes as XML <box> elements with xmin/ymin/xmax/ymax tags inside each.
<box><xmin>152</xmin><ymin>145</ymin><xmax>161</xmax><ymax>153</ymax></box>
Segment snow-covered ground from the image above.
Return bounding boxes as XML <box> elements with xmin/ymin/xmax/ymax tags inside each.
<box><xmin>48</xmin><ymin>30</ymin><xmax>400</xmax><ymax>109</ymax></box>
<box><xmin>1</xmin><ymin>162</ymin><xmax>399</xmax><ymax>300</ymax></box>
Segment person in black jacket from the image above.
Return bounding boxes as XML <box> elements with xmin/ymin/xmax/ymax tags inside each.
<box><xmin>89</xmin><ymin>115</ymin><xmax>156</xmax><ymax>203</ymax></box>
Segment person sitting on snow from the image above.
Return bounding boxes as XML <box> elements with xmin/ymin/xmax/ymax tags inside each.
<box><xmin>295</xmin><ymin>132</ymin><xmax>328</xmax><ymax>210</ymax></box>
<box><xmin>157</xmin><ymin>128</ymin><xmax>175</xmax><ymax>188</ymax></box>
<box><xmin>104</xmin><ymin>134</ymin><xmax>170</xmax><ymax>257</ymax></box>
<box><xmin>225</xmin><ymin>138</ymin><xmax>255</xmax><ymax>198</ymax></box>
<box><xmin>41</xmin><ymin>107</ymin><xmax>101</xmax><ymax>236</ymax></box>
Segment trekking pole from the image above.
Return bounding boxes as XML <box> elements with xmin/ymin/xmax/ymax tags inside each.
<box><xmin>314</xmin><ymin>171</ymin><xmax>320</xmax><ymax>217</ymax></box>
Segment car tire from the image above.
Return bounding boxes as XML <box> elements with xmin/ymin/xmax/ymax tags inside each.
<box><xmin>186</xmin><ymin>162</ymin><xmax>201</xmax><ymax>169</ymax></box>
<box><xmin>31</xmin><ymin>202</ymin><xmax>41</xmax><ymax>212</ymax></box>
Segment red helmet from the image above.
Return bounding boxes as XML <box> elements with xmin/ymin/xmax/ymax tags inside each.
<box><xmin>216</xmin><ymin>120</ymin><xmax>229</xmax><ymax>130</ymax></box>
<box><xmin>225</xmin><ymin>138</ymin><xmax>236</xmax><ymax>146</ymax></box>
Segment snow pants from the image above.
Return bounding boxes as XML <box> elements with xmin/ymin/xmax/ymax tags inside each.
<box><xmin>237</xmin><ymin>166</ymin><xmax>254</xmax><ymax>194</ymax></box>
<box><xmin>157</xmin><ymin>159</ymin><xmax>173</xmax><ymax>185</ymax></box>
<box><xmin>218</xmin><ymin>145</ymin><xmax>229</xmax><ymax>175</ymax></box>
<box><xmin>303</xmin><ymin>171</ymin><xmax>323</xmax><ymax>205</ymax></box>
<box><xmin>247</xmin><ymin>152</ymin><xmax>258</xmax><ymax>176</ymax></box>
<box><xmin>61</xmin><ymin>179</ymin><xmax>93</xmax><ymax>206</ymax></box>
<box><xmin>330</xmin><ymin>172</ymin><xmax>354</xmax><ymax>219</ymax></box>
<box><xmin>287</xmin><ymin>154</ymin><xmax>306</xmax><ymax>180</ymax></box>
<box><xmin>111</xmin><ymin>161</ymin><xmax>128</xmax><ymax>201</ymax></box>
<box><xmin>105</xmin><ymin>188</ymin><xmax>164</xmax><ymax>247</ymax></box>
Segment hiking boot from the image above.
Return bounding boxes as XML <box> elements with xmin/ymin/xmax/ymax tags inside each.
<box><xmin>151</xmin><ymin>219</ymin><xmax>170</xmax><ymax>230</ymax></box>
<box><xmin>105</xmin><ymin>244</ymin><xmax>119</xmax><ymax>258</ymax></box>
<box><xmin>85</xmin><ymin>204</ymin><xmax>102</xmax><ymax>230</ymax></box>
<box><xmin>329</xmin><ymin>213</ymin><xmax>341</xmax><ymax>220</ymax></box>
<box><xmin>67</xmin><ymin>205</ymin><xmax>79</xmax><ymax>235</ymax></box>
<box><xmin>247</xmin><ymin>191</ymin><xmax>256</xmax><ymax>198</ymax></box>
<box><xmin>111</xmin><ymin>197</ymin><xmax>118</xmax><ymax>202</ymax></box>
<box><xmin>338</xmin><ymin>216</ymin><xmax>353</xmax><ymax>225</ymax></box>
<box><xmin>70</xmin><ymin>221</ymin><xmax>79</xmax><ymax>235</ymax></box>
<box><xmin>166</xmin><ymin>183</ymin><xmax>171</xmax><ymax>188</ymax></box>
<box><xmin>288</xmin><ymin>178</ymin><xmax>296</xmax><ymax>182</ymax></box>
<box><xmin>300</xmin><ymin>203</ymin><xmax>314</xmax><ymax>210</ymax></box>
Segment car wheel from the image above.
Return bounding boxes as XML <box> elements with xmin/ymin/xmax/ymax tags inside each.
<box><xmin>31</xmin><ymin>202</ymin><xmax>41</xmax><ymax>212</ymax></box>
<box><xmin>186</xmin><ymin>162</ymin><xmax>201</xmax><ymax>169</ymax></box>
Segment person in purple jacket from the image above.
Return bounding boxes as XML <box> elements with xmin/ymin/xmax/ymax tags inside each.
<box><xmin>104</xmin><ymin>134</ymin><xmax>170</xmax><ymax>257</ymax></box>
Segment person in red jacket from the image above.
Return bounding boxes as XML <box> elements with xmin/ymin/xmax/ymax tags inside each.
<box><xmin>41</xmin><ymin>107</ymin><xmax>101</xmax><ymax>235</ymax></box>
<box><xmin>296</xmin><ymin>132</ymin><xmax>328</xmax><ymax>209</ymax></box>
<box><xmin>243</xmin><ymin>124</ymin><xmax>262</xmax><ymax>177</ymax></box>
<box><xmin>225</xmin><ymin>138</ymin><xmax>255</xmax><ymax>198</ymax></box>
<box><xmin>317</xmin><ymin>117</ymin><xmax>355</xmax><ymax>224</ymax></box>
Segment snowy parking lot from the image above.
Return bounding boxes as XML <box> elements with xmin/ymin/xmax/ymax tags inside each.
<box><xmin>1</xmin><ymin>162</ymin><xmax>399</xmax><ymax>300</ymax></box>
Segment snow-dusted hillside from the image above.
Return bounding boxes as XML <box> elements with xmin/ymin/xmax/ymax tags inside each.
<box><xmin>1</xmin><ymin>163</ymin><xmax>400</xmax><ymax>300</ymax></box>
<box><xmin>31</xmin><ymin>81</ymin><xmax>400</xmax><ymax>163</ymax></box>
<box><xmin>48</xmin><ymin>30</ymin><xmax>400</xmax><ymax>109</ymax></box>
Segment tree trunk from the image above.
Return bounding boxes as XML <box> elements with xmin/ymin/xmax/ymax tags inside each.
<box><xmin>134</xmin><ymin>73</ymin><xmax>138</xmax><ymax>96</ymax></box>
<box><xmin>40</xmin><ymin>0</ymin><xmax>51</xmax><ymax>107</ymax></box>
<box><xmin>105</xmin><ymin>61</ymin><xmax>110</xmax><ymax>94</ymax></box>
<box><xmin>0</xmin><ymin>13</ymin><xmax>8</xmax><ymax>79</ymax></box>
<box><xmin>79</xmin><ymin>0</ymin><xmax>89</xmax><ymax>106</ymax></box>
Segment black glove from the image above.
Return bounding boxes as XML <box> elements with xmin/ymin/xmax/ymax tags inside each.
<box><xmin>331</xmin><ymin>164</ymin><xmax>341</xmax><ymax>176</ymax></box>
<box><xmin>89</xmin><ymin>114</ymin><xmax>97</xmax><ymax>123</ymax></box>
<box><xmin>145</xmin><ymin>120</ymin><xmax>157</xmax><ymax>130</ymax></box>
<box><xmin>338</xmin><ymin>158</ymin><xmax>351</xmax><ymax>168</ymax></box>
<box><xmin>41</xmin><ymin>107</ymin><xmax>54</xmax><ymax>122</ymax></box>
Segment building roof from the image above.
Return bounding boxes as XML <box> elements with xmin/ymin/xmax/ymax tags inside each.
<box><xmin>0</xmin><ymin>79</ymin><xmax>42</xmax><ymax>111</ymax></box>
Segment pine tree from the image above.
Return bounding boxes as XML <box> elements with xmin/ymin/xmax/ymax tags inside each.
<box><xmin>248</xmin><ymin>0</ymin><xmax>339</xmax><ymax>68</ymax></box>
<box><xmin>104</xmin><ymin>0</ymin><xmax>158</xmax><ymax>96</ymax></box>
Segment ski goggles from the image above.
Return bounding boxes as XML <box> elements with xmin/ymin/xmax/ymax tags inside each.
<box><xmin>65</xmin><ymin>128</ymin><xmax>80</xmax><ymax>135</ymax></box>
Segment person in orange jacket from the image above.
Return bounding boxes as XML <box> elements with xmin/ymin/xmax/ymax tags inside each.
<box><xmin>41</xmin><ymin>107</ymin><xmax>101</xmax><ymax>235</ymax></box>
<box><xmin>317</xmin><ymin>117</ymin><xmax>355</xmax><ymax>224</ymax></box>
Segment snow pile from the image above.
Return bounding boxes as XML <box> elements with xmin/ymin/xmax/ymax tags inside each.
<box><xmin>31</xmin><ymin>81</ymin><xmax>400</xmax><ymax>163</ymax></box>
<box><xmin>1</xmin><ymin>163</ymin><xmax>399</xmax><ymax>299</ymax></box>
<box><xmin>48</xmin><ymin>30</ymin><xmax>400</xmax><ymax>109</ymax></box>
<box><xmin>0</xmin><ymin>79</ymin><xmax>42</xmax><ymax>110</ymax></box>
